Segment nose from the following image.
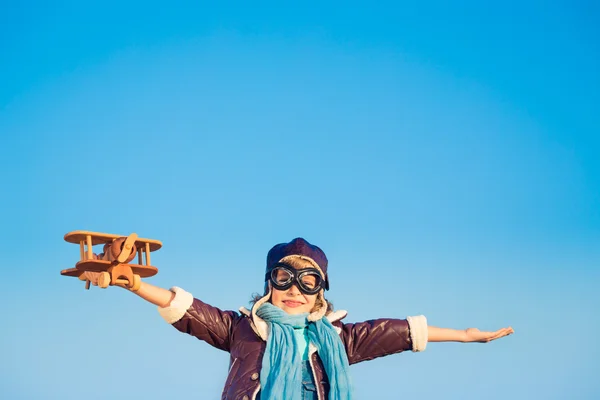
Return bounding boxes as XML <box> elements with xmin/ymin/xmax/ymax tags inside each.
<box><xmin>287</xmin><ymin>283</ymin><xmax>301</xmax><ymax>296</ymax></box>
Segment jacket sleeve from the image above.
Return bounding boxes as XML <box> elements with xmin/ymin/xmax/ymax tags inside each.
<box><xmin>337</xmin><ymin>315</ymin><xmax>428</xmax><ymax>365</ymax></box>
<box><xmin>157</xmin><ymin>286</ymin><xmax>239</xmax><ymax>353</ymax></box>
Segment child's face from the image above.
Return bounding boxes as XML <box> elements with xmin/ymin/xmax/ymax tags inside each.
<box><xmin>271</xmin><ymin>283</ymin><xmax>318</xmax><ymax>315</ymax></box>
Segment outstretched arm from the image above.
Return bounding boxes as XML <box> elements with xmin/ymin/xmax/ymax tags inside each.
<box><xmin>84</xmin><ymin>272</ymin><xmax>237</xmax><ymax>352</ymax></box>
<box><xmin>126</xmin><ymin>281</ymin><xmax>175</xmax><ymax>307</ymax></box>
<box><xmin>428</xmin><ymin>325</ymin><xmax>514</xmax><ymax>343</ymax></box>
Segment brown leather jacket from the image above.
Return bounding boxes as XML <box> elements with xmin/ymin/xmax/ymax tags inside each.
<box><xmin>159</xmin><ymin>287</ymin><xmax>428</xmax><ymax>400</ymax></box>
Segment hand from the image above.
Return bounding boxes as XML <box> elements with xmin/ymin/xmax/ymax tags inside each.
<box><xmin>84</xmin><ymin>271</ymin><xmax>101</xmax><ymax>286</ymax></box>
<box><xmin>463</xmin><ymin>327</ymin><xmax>514</xmax><ymax>343</ymax></box>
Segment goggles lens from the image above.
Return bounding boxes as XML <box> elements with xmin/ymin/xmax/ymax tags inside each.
<box><xmin>270</xmin><ymin>265</ymin><xmax>324</xmax><ymax>295</ymax></box>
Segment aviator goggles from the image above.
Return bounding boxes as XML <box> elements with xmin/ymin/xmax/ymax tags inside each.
<box><xmin>267</xmin><ymin>263</ymin><xmax>328</xmax><ymax>295</ymax></box>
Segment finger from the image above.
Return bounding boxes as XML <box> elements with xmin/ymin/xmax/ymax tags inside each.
<box><xmin>469</xmin><ymin>327</ymin><xmax>514</xmax><ymax>342</ymax></box>
<box><xmin>474</xmin><ymin>329</ymin><xmax>506</xmax><ymax>342</ymax></box>
<box><xmin>490</xmin><ymin>327</ymin><xmax>513</xmax><ymax>337</ymax></box>
<box><xmin>487</xmin><ymin>328</ymin><xmax>513</xmax><ymax>342</ymax></box>
<box><xmin>500</xmin><ymin>327</ymin><xmax>515</xmax><ymax>337</ymax></box>
<box><xmin>489</xmin><ymin>328</ymin><xmax>510</xmax><ymax>338</ymax></box>
<box><xmin>85</xmin><ymin>272</ymin><xmax>99</xmax><ymax>286</ymax></box>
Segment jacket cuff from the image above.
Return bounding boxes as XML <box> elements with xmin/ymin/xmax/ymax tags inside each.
<box><xmin>406</xmin><ymin>315</ymin><xmax>428</xmax><ymax>352</ymax></box>
<box><xmin>157</xmin><ymin>286</ymin><xmax>194</xmax><ymax>324</ymax></box>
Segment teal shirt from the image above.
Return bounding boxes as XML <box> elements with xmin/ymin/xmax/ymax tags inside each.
<box><xmin>293</xmin><ymin>327</ymin><xmax>310</xmax><ymax>360</ymax></box>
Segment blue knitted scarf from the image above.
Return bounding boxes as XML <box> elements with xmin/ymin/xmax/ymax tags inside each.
<box><xmin>256</xmin><ymin>302</ymin><xmax>353</xmax><ymax>400</ymax></box>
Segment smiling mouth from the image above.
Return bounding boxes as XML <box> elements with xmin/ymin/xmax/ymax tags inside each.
<box><xmin>282</xmin><ymin>300</ymin><xmax>305</xmax><ymax>307</ymax></box>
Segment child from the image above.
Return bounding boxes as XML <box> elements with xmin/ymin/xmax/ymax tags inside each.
<box><xmin>85</xmin><ymin>237</ymin><xmax>514</xmax><ymax>400</ymax></box>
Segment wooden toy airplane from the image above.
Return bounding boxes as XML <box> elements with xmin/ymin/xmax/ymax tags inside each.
<box><xmin>60</xmin><ymin>230</ymin><xmax>162</xmax><ymax>291</ymax></box>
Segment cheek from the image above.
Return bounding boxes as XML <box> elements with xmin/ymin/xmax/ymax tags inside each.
<box><xmin>270</xmin><ymin>290</ymin><xmax>283</xmax><ymax>304</ymax></box>
<box><xmin>305</xmin><ymin>295</ymin><xmax>317</xmax><ymax>309</ymax></box>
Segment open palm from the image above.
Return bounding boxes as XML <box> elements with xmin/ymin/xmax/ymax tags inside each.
<box><xmin>464</xmin><ymin>327</ymin><xmax>514</xmax><ymax>343</ymax></box>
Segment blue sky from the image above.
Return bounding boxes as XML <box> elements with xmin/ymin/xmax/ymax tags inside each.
<box><xmin>1</xmin><ymin>1</ymin><xmax>599</xmax><ymax>399</ymax></box>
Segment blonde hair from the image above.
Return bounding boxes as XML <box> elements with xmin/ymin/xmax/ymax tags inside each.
<box><xmin>279</xmin><ymin>255</ymin><xmax>319</xmax><ymax>271</ymax></box>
